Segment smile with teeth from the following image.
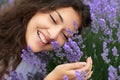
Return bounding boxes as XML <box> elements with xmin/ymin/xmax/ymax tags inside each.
<box><xmin>37</xmin><ymin>30</ymin><xmax>48</xmax><ymax>44</ymax></box>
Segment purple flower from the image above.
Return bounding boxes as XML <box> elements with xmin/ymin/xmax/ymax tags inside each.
<box><xmin>103</xmin><ymin>41</ymin><xmax>107</xmax><ymax>50</ymax></box>
<box><xmin>27</xmin><ymin>72</ymin><xmax>34</xmax><ymax>79</ymax></box>
<box><xmin>108</xmin><ymin>65</ymin><xmax>118</xmax><ymax>80</ymax></box>
<box><xmin>72</xmin><ymin>35</ymin><xmax>83</xmax><ymax>45</ymax></box>
<box><xmin>104</xmin><ymin>28</ymin><xmax>112</xmax><ymax>36</ymax></box>
<box><xmin>75</xmin><ymin>70</ymin><xmax>87</xmax><ymax>80</ymax></box>
<box><xmin>21</xmin><ymin>47</ymin><xmax>47</xmax><ymax>77</ymax></box>
<box><xmin>66</xmin><ymin>28</ymin><xmax>74</xmax><ymax>37</ymax></box>
<box><xmin>73</xmin><ymin>20</ymin><xmax>79</xmax><ymax>30</ymax></box>
<box><xmin>72</xmin><ymin>20</ymin><xmax>79</xmax><ymax>34</ymax></box>
<box><xmin>117</xmin><ymin>24</ymin><xmax>120</xmax><ymax>43</ymax></box>
<box><xmin>51</xmin><ymin>40</ymin><xmax>60</xmax><ymax>50</ymax></box>
<box><xmin>63</xmin><ymin>43</ymin><xmax>74</xmax><ymax>62</ymax></box>
<box><xmin>117</xmin><ymin>76</ymin><xmax>120</xmax><ymax>80</ymax></box>
<box><xmin>68</xmin><ymin>38</ymin><xmax>83</xmax><ymax>57</ymax></box>
<box><xmin>98</xmin><ymin>18</ymin><xmax>107</xmax><ymax>31</ymax></box>
<box><xmin>10</xmin><ymin>71</ymin><xmax>25</xmax><ymax>80</ymax></box>
<box><xmin>118</xmin><ymin>65</ymin><xmax>120</xmax><ymax>72</ymax></box>
<box><xmin>51</xmin><ymin>40</ymin><xmax>65</xmax><ymax>59</ymax></box>
<box><xmin>63</xmin><ymin>75</ymin><xmax>69</xmax><ymax>80</ymax></box>
<box><xmin>85</xmin><ymin>0</ymin><xmax>118</xmax><ymax>34</ymax></box>
<box><xmin>112</xmin><ymin>46</ymin><xmax>119</xmax><ymax>57</ymax></box>
<box><xmin>63</xmin><ymin>42</ymin><xmax>73</xmax><ymax>54</ymax></box>
<box><xmin>101</xmin><ymin>48</ymin><xmax>110</xmax><ymax>63</ymax></box>
<box><xmin>63</xmin><ymin>38</ymin><xmax>83</xmax><ymax>62</ymax></box>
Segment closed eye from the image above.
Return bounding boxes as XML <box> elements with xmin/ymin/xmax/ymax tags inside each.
<box><xmin>62</xmin><ymin>32</ymin><xmax>68</xmax><ymax>40</ymax></box>
<box><xmin>49</xmin><ymin>14</ymin><xmax>57</xmax><ymax>24</ymax></box>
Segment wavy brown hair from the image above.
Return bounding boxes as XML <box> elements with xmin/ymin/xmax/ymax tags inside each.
<box><xmin>0</xmin><ymin>0</ymin><xmax>91</xmax><ymax>78</ymax></box>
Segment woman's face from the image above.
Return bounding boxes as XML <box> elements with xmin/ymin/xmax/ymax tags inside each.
<box><xmin>25</xmin><ymin>7</ymin><xmax>81</xmax><ymax>52</ymax></box>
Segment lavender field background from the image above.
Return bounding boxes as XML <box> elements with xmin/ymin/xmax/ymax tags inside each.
<box><xmin>0</xmin><ymin>0</ymin><xmax>120</xmax><ymax>80</ymax></box>
<box><xmin>47</xmin><ymin>0</ymin><xmax>120</xmax><ymax>79</ymax></box>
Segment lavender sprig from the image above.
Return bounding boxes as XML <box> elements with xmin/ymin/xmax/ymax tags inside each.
<box><xmin>108</xmin><ymin>65</ymin><xmax>118</xmax><ymax>80</ymax></box>
<box><xmin>75</xmin><ymin>70</ymin><xmax>87</xmax><ymax>80</ymax></box>
<box><xmin>21</xmin><ymin>47</ymin><xmax>47</xmax><ymax>77</ymax></box>
<box><xmin>63</xmin><ymin>75</ymin><xmax>69</xmax><ymax>80</ymax></box>
<box><xmin>10</xmin><ymin>71</ymin><xmax>25</xmax><ymax>80</ymax></box>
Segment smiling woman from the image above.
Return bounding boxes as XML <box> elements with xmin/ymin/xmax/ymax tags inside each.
<box><xmin>0</xmin><ymin>0</ymin><xmax>92</xmax><ymax>80</ymax></box>
<box><xmin>26</xmin><ymin>7</ymin><xmax>81</xmax><ymax>52</ymax></box>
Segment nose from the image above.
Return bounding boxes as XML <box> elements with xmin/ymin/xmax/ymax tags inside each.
<box><xmin>48</xmin><ymin>25</ymin><xmax>63</xmax><ymax>40</ymax></box>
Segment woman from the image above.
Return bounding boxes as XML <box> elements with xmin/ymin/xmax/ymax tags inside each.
<box><xmin>0</xmin><ymin>0</ymin><xmax>92</xmax><ymax>80</ymax></box>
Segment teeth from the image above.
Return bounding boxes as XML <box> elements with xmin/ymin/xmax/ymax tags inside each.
<box><xmin>38</xmin><ymin>31</ymin><xmax>47</xmax><ymax>44</ymax></box>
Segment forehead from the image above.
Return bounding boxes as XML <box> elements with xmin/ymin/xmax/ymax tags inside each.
<box><xmin>56</xmin><ymin>7</ymin><xmax>81</xmax><ymax>31</ymax></box>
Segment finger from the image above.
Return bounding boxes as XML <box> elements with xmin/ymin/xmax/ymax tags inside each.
<box><xmin>81</xmin><ymin>57</ymin><xmax>92</xmax><ymax>72</ymax></box>
<box><xmin>74</xmin><ymin>71</ymin><xmax>93</xmax><ymax>80</ymax></box>
<box><xmin>62</xmin><ymin>62</ymin><xmax>86</xmax><ymax>70</ymax></box>
<box><xmin>85</xmin><ymin>71</ymin><xmax>93</xmax><ymax>80</ymax></box>
<box><xmin>67</xmin><ymin>70</ymin><xmax>88</xmax><ymax>80</ymax></box>
<box><xmin>86</xmin><ymin>57</ymin><xmax>93</xmax><ymax>70</ymax></box>
<box><xmin>66</xmin><ymin>70</ymin><xmax>93</xmax><ymax>80</ymax></box>
<box><xmin>66</xmin><ymin>57</ymin><xmax>92</xmax><ymax>76</ymax></box>
<box><xmin>65</xmin><ymin>70</ymin><xmax>86</xmax><ymax>79</ymax></box>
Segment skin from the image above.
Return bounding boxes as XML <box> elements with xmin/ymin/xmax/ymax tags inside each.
<box><xmin>25</xmin><ymin>7</ymin><xmax>81</xmax><ymax>52</ymax></box>
<box><xmin>45</xmin><ymin>57</ymin><xmax>92</xmax><ymax>80</ymax></box>
<box><xmin>25</xmin><ymin>7</ymin><xmax>92</xmax><ymax>80</ymax></box>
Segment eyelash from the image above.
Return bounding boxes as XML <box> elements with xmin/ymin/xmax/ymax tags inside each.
<box><xmin>62</xmin><ymin>32</ymin><xmax>68</xmax><ymax>40</ymax></box>
<box><xmin>49</xmin><ymin>14</ymin><xmax>57</xmax><ymax>24</ymax></box>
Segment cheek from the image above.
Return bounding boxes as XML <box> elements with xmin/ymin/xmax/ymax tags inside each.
<box><xmin>56</xmin><ymin>35</ymin><xmax>67</xmax><ymax>47</ymax></box>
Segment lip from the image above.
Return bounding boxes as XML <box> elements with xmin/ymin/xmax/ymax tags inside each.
<box><xmin>37</xmin><ymin>30</ymin><xmax>51</xmax><ymax>45</ymax></box>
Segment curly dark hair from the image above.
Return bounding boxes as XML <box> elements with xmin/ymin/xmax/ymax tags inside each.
<box><xmin>0</xmin><ymin>0</ymin><xmax>91</xmax><ymax>78</ymax></box>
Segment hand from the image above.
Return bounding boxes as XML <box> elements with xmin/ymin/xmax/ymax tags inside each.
<box><xmin>44</xmin><ymin>57</ymin><xmax>93</xmax><ymax>80</ymax></box>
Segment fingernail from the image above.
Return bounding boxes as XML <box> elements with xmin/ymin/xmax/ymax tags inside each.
<box><xmin>89</xmin><ymin>56</ymin><xmax>92</xmax><ymax>59</ymax></box>
<box><xmin>82</xmin><ymin>62</ymin><xmax>86</xmax><ymax>66</ymax></box>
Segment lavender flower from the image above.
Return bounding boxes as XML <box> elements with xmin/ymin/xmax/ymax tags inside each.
<box><xmin>117</xmin><ymin>76</ymin><xmax>120</xmax><ymax>80</ymax></box>
<box><xmin>73</xmin><ymin>20</ymin><xmax>79</xmax><ymax>30</ymax></box>
<box><xmin>63</xmin><ymin>71</ymin><xmax>87</xmax><ymax>80</ymax></box>
<box><xmin>83</xmin><ymin>0</ymin><xmax>120</xmax><ymax>79</ymax></box>
<box><xmin>51</xmin><ymin>40</ymin><xmax>60</xmax><ymax>50</ymax></box>
<box><xmin>72</xmin><ymin>20</ymin><xmax>79</xmax><ymax>34</ymax></box>
<box><xmin>103</xmin><ymin>41</ymin><xmax>107</xmax><ymax>50</ymax></box>
<box><xmin>101</xmin><ymin>48</ymin><xmax>110</xmax><ymax>63</ymax></box>
<box><xmin>63</xmin><ymin>42</ymin><xmax>73</xmax><ymax>53</ymax></box>
<box><xmin>10</xmin><ymin>71</ymin><xmax>25</xmax><ymax>80</ymax></box>
<box><xmin>51</xmin><ymin>26</ymin><xmax>84</xmax><ymax>63</ymax></box>
<box><xmin>112</xmin><ymin>46</ymin><xmax>119</xmax><ymax>57</ymax></box>
<box><xmin>117</xmin><ymin>24</ymin><xmax>120</xmax><ymax>43</ymax></box>
<box><xmin>63</xmin><ymin>75</ymin><xmax>69</xmax><ymax>80</ymax></box>
<box><xmin>72</xmin><ymin>34</ymin><xmax>83</xmax><ymax>45</ymax></box>
<box><xmin>84</xmin><ymin>0</ymin><xmax>117</xmax><ymax>34</ymax></box>
<box><xmin>98</xmin><ymin>18</ymin><xmax>107</xmax><ymax>31</ymax></box>
<box><xmin>21</xmin><ymin>47</ymin><xmax>47</xmax><ymax>77</ymax></box>
<box><xmin>51</xmin><ymin>40</ymin><xmax>65</xmax><ymax>60</ymax></box>
<box><xmin>104</xmin><ymin>28</ymin><xmax>112</xmax><ymax>36</ymax></box>
<box><xmin>63</xmin><ymin>42</ymin><xmax>74</xmax><ymax>62</ymax></box>
<box><xmin>108</xmin><ymin>65</ymin><xmax>118</xmax><ymax>80</ymax></box>
<box><xmin>75</xmin><ymin>70</ymin><xmax>87</xmax><ymax>80</ymax></box>
<box><xmin>118</xmin><ymin>65</ymin><xmax>120</xmax><ymax>72</ymax></box>
<box><xmin>27</xmin><ymin>72</ymin><xmax>34</xmax><ymax>80</ymax></box>
<box><xmin>63</xmin><ymin>38</ymin><xmax>83</xmax><ymax>62</ymax></box>
<box><xmin>66</xmin><ymin>28</ymin><xmax>74</xmax><ymax>37</ymax></box>
<box><xmin>68</xmin><ymin>38</ymin><xmax>83</xmax><ymax>58</ymax></box>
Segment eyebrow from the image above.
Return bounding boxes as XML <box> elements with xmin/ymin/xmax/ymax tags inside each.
<box><xmin>55</xmin><ymin>11</ymin><xmax>64</xmax><ymax>22</ymax></box>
